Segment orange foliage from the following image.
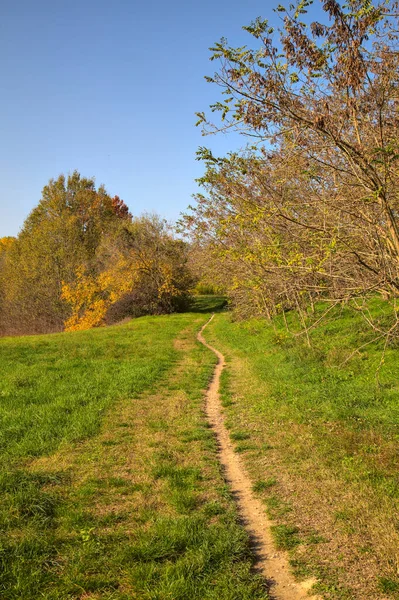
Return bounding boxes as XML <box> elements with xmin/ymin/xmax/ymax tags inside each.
<box><xmin>157</xmin><ymin>263</ymin><xmax>181</xmax><ymax>300</ymax></box>
<box><xmin>62</xmin><ymin>260</ymin><xmax>139</xmax><ymax>331</ymax></box>
<box><xmin>61</xmin><ymin>216</ymin><xmax>192</xmax><ymax>332</ymax></box>
<box><xmin>0</xmin><ymin>237</ymin><xmax>15</xmax><ymax>253</ymax></box>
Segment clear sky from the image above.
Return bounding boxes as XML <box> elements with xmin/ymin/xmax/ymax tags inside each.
<box><xmin>1</xmin><ymin>0</ymin><xmax>287</xmax><ymax>237</ymax></box>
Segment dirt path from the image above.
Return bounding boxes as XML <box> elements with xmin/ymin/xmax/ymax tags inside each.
<box><xmin>198</xmin><ymin>315</ymin><xmax>322</xmax><ymax>600</ymax></box>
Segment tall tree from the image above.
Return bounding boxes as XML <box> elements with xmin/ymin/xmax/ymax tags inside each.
<box><xmin>0</xmin><ymin>172</ymin><xmax>130</xmax><ymax>334</ymax></box>
<box><xmin>186</xmin><ymin>0</ymin><xmax>399</xmax><ymax>325</ymax></box>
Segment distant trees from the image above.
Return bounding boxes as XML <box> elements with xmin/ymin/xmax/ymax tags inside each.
<box><xmin>0</xmin><ymin>238</ymin><xmax>15</xmax><ymax>329</ymax></box>
<box><xmin>0</xmin><ymin>172</ymin><xmax>192</xmax><ymax>336</ymax></box>
<box><xmin>184</xmin><ymin>0</ymin><xmax>399</xmax><ymax>327</ymax></box>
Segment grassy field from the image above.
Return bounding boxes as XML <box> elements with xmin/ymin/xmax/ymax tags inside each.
<box><xmin>0</xmin><ymin>299</ymin><xmax>267</xmax><ymax>600</ymax></box>
<box><xmin>4</xmin><ymin>294</ymin><xmax>399</xmax><ymax>600</ymax></box>
<box><xmin>206</xmin><ymin>299</ymin><xmax>399</xmax><ymax>600</ymax></box>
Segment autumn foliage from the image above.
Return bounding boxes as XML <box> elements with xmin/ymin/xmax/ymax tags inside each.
<box><xmin>0</xmin><ymin>172</ymin><xmax>192</xmax><ymax>335</ymax></box>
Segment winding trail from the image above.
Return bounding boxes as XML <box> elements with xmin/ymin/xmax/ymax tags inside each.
<box><xmin>198</xmin><ymin>315</ymin><xmax>322</xmax><ymax>600</ymax></box>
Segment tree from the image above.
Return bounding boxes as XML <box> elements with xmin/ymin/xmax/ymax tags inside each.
<box><xmin>0</xmin><ymin>172</ymin><xmax>131</xmax><ymax>335</ymax></box>
<box><xmin>62</xmin><ymin>215</ymin><xmax>194</xmax><ymax>330</ymax></box>
<box><xmin>0</xmin><ymin>238</ymin><xmax>15</xmax><ymax>335</ymax></box>
<box><xmin>185</xmin><ymin>0</ymin><xmax>399</xmax><ymax>327</ymax></box>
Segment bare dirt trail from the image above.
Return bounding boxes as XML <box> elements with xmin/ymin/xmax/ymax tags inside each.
<box><xmin>198</xmin><ymin>315</ymin><xmax>322</xmax><ymax>600</ymax></box>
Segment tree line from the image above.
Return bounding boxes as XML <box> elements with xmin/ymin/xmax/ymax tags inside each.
<box><xmin>183</xmin><ymin>0</ymin><xmax>399</xmax><ymax>335</ymax></box>
<box><xmin>0</xmin><ymin>172</ymin><xmax>192</xmax><ymax>336</ymax></box>
<box><xmin>3</xmin><ymin>0</ymin><xmax>399</xmax><ymax>337</ymax></box>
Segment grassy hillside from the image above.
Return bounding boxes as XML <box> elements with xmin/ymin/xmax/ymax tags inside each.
<box><xmin>207</xmin><ymin>300</ymin><xmax>399</xmax><ymax>600</ymax></box>
<box><xmin>5</xmin><ymin>294</ymin><xmax>398</xmax><ymax>599</ymax></box>
<box><xmin>0</xmin><ymin>301</ymin><xmax>267</xmax><ymax>600</ymax></box>
<box><xmin>0</xmin><ymin>315</ymin><xmax>189</xmax><ymax>466</ymax></box>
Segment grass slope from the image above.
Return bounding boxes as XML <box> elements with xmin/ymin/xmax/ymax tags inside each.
<box><xmin>0</xmin><ymin>316</ymin><xmax>187</xmax><ymax>466</ymax></box>
<box><xmin>0</xmin><ymin>301</ymin><xmax>267</xmax><ymax>599</ymax></box>
<box><xmin>207</xmin><ymin>300</ymin><xmax>399</xmax><ymax>600</ymax></box>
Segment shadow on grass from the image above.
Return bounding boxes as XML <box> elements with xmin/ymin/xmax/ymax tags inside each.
<box><xmin>188</xmin><ymin>296</ymin><xmax>228</xmax><ymax>314</ymax></box>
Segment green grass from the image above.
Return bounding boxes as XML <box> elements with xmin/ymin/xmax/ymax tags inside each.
<box><xmin>230</xmin><ymin>430</ymin><xmax>251</xmax><ymax>441</ymax></box>
<box><xmin>0</xmin><ymin>316</ymin><xmax>195</xmax><ymax>467</ymax></box>
<box><xmin>188</xmin><ymin>294</ymin><xmax>228</xmax><ymax>313</ymax></box>
<box><xmin>0</xmin><ymin>306</ymin><xmax>268</xmax><ymax>599</ymax></box>
<box><xmin>207</xmin><ymin>299</ymin><xmax>399</xmax><ymax>599</ymax></box>
<box><xmin>271</xmin><ymin>524</ymin><xmax>301</xmax><ymax>551</ymax></box>
<box><xmin>252</xmin><ymin>478</ymin><xmax>277</xmax><ymax>493</ymax></box>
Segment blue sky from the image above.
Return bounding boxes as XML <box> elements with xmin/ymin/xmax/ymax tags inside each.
<box><xmin>0</xmin><ymin>0</ymin><xmax>303</xmax><ymax>236</ymax></box>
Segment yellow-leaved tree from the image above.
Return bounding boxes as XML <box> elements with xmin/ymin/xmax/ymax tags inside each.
<box><xmin>0</xmin><ymin>172</ymin><xmax>131</xmax><ymax>335</ymax></box>
<box><xmin>61</xmin><ymin>215</ymin><xmax>193</xmax><ymax>331</ymax></box>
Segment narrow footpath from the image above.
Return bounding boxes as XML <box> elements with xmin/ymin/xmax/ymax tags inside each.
<box><xmin>198</xmin><ymin>315</ymin><xmax>322</xmax><ymax>600</ymax></box>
